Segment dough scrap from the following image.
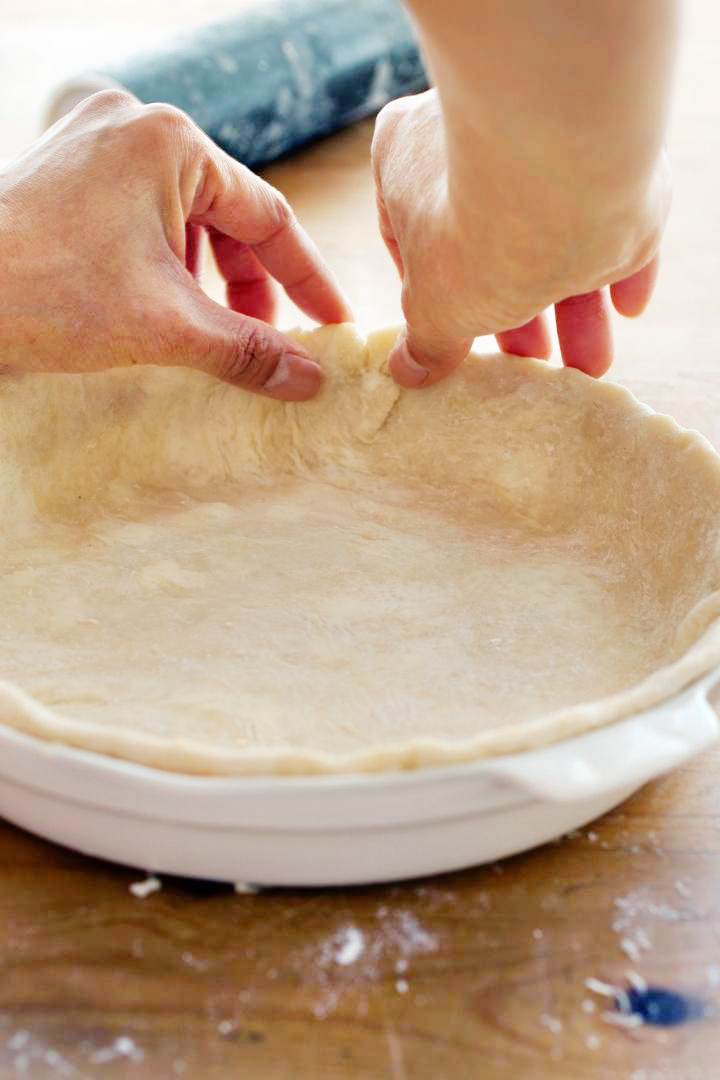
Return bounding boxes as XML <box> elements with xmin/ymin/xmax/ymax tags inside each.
<box><xmin>1</xmin><ymin>323</ymin><xmax>719</xmax><ymax>775</ymax></box>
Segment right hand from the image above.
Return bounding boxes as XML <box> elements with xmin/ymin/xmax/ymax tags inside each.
<box><xmin>372</xmin><ymin>89</ymin><xmax>670</xmax><ymax>388</ymax></box>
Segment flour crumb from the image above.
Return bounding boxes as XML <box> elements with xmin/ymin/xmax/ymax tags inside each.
<box><xmin>129</xmin><ymin>875</ymin><xmax>161</xmax><ymax>899</ymax></box>
<box><xmin>217</xmin><ymin>1020</ymin><xmax>234</xmax><ymax>1036</ymax></box>
<box><xmin>586</xmin><ymin>1033</ymin><xmax>601</xmax><ymax>1050</ymax></box>
<box><xmin>91</xmin><ymin>1035</ymin><xmax>144</xmax><ymax>1064</ymax></box>
<box><xmin>626</xmin><ymin>970</ymin><xmax>648</xmax><ymax>993</ymax></box>
<box><xmin>581</xmin><ymin>999</ymin><xmax>597</xmax><ymax>1014</ymax></box>
<box><xmin>601</xmin><ymin>1010</ymin><xmax>643</xmax><ymax>1029</ymax></box>
<box><xmin>635</xmin><ymin>928</ymin><xmax>652</xmax><ymax>950</ymax></box>
<box><xmin>234</xmin><ymin>882</ymin><xmax>260</xmax><ymax>895</ymax></box>
<box><xmin>615</xmin><ymin>987</ymin><xmax>632</xmax><ymax>1015</ymax></box>
<box><xmin>706</xmin><ymin>964</ymin><xmax>720</xmax><ymax>987</ymax></box>
<box><xmin>335</xmin><ymin>926</ymin><xmax>365</xmax><ymax>967</ymax></box>
<box><xmin>584</xmin><ymin>977</ymin><xmax>618</xmax><ymax>999</ymax></box>
<box><xmin>532</xmin><ymin>928</ymin><xmax>544</xmax><ymax>940</ymax></box>
<box><xmin>540</xmin><ymin>1014</ymin><xmax>563</xmax><ymax>1034</ymax></box>
<box><xmin>181</xmin><ymin>951</ymin><xmax>208</xmax><ymax>972</ymax></box>
<box><xmin>395</xmin><ymin>979</ymin><xmax>409</xmax><ymax>994</ymax></box>
<box><xmin>620</xmin><ymin>937</ymin><xmax>642</xmax><ymax>964</ymax></box>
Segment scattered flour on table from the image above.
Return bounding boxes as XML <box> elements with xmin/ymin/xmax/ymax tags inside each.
<box><xmin>5</xmin><ymin>1031</ymin><xmax>76</xmax><ymax>1077</ymax></box>
<box><xmin>613</xmin><ymin>888</ymin><xmax>693</xmax><ymax>934</ymax></box>
<box><xmin>3</xmin><ymin>1028</ymin><xmax>145</xmax><ymax>1076</ymax></box>
<box><xmin>289</xmin><ymin>908</ymin><xmax>439</xmax><ymax>1020</ymax></box>
<box><xmin>606</xmin><ymin>885</ymin><xmax>698</xmax><ymax>971</ymax></box>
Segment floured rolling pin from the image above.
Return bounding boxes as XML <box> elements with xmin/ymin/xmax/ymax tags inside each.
<box><xmin>46</xmin><ymin>0</ymin><xmax>427</xmax><ymax>167</ymax></box>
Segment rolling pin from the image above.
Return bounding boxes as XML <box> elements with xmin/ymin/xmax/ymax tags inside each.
<box><xmin>46</xmin><ymin>0</ymin><xmax>428</xmax><ymax>167</ymax></box>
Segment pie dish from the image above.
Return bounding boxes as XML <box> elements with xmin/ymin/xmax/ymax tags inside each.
<box><xmin>0</xmin><ymin>673</ymin><xmax>716</xmax><ymax>884</ymax></box>
<box><xmin>1</xmin><ymin>323</ymin><xmax>720</xmax><ymax>779</ymax></box>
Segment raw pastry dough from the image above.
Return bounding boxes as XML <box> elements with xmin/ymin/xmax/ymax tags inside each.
<box><xmin>1</xmin><ymin>324</ymin><xmax>719</xmax><ymax>774</ymax></box>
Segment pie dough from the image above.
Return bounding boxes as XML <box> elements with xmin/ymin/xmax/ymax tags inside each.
<box><xmin>1</xmin><ymin>324</ymin><xmax>719</xmax><ymax>775</ymax></box>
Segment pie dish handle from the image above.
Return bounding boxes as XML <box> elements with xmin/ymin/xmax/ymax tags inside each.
<box><xmin>479</xmin><ymin>670</ymin><xmax>720</xmax><ymax>804</ymax></box>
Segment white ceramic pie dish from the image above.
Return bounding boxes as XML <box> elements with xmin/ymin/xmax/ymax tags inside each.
<box><xmin>0</xmin><ymin>669</ymin><xmax>715</xmax><ymax>886</ymax></box>
<box><xmin>3</xmin><ymin>326</ymin><xmax>720</xmax><ymax>883</ymax></box>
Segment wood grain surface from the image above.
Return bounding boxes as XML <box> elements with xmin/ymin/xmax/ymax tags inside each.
<box><xmin>1</xmin><ymin>1</ymin><xmax>720</xmax><ymax>1078</ymax></box>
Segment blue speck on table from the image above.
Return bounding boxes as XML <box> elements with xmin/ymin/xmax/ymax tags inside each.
<box><xmin>625</xmin><ymin>986</ymin><xmax>706</xmax><ymax>1027</ymax></box>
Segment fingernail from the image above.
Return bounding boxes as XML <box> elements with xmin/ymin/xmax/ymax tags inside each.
<box><xmin>390</xmin><ymin>343</ymin><xmax>429</xmax><ymax>389</ymax></box>
<box><xmin>263</xmin><ymin>353</ymin><xmax>323</xmax><ymax>401</ymax></box>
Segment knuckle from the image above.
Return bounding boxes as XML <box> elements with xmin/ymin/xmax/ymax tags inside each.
<box><xmin>400</xmin><ymin>279</ymin><xmax>450</xmax><ymax>336</ymax></box>
<box><xmin>250</xmin><ymin>184</ymin><xmax>297</xmax><ymax>249</ymax></box>
<box><xmin>125</xmin><ymin>102</ymin><xmax>196</xmax><ymax>152</ymax></box>
<box><xmin>262</xmin><ymin>187</ymin><xmax>295</xmax><ymax>237</ymax></box>
<box><xmin>374</xmin><ymin>96</ymin><xmax>412</xmax><ymax>135</ymax></box>
<box><xmin>558</xmin><ymin>290</ymin><xmax>597</xmax><ymax>309</ymax></box>
<box><xmin>400</xmin><ymin>283</ymin><xmax>476</xmax><ymax>370</ymax></box>
<box><xmin>372</xmin><ymin>99</ymin><xmax>409</xmax><ymax>175</ymax></box>
<box><xmin>219</xmin><ymin>324</ymin><xmax>281</xmax><ymax>387</ymax></box>
<box><xmin>619</xmin><ymin>223</ymin><xmax>664</xmax><ymax>283</ymax></box>
<box><xmin>77</xmin><ymin>88</ymin><xmax>138</xmax><ymax>117</ymax></box>
<box><xmin>143</xmin><ymin>102</ymin><xmax>193</xmax><ymax>129</ymax></box>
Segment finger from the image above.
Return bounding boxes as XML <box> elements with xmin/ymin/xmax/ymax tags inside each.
<box><xmin>170</xmin><ymin>281</ymin><xmax>323</xmax><ymax>401</ymax></box>
<box><xmin>251</xmin><ymin>210</ymin><xmax>352</xmax><ymax>325</ymax></box>
<box><xmin>496</xmin><ymin>314</ymin><xmax>552</xmax><ymax>359</ymax></box>
<box><xmin>192</xmin><ymin>158</ymin><xmax>353</xmax><ymax>325</ymax></box>
<box><xmin>388</xmin><ymin>323</ymin><xmax>474</xmax><ymax>390</ymax></box>
<box><xmin>610</xmin><ymin>255</ymin><xmax>660</xmax><ymax>317</ymax></box>
<box><xmin>185</xmin><ymin>223</ymin><xmax>204</xmax><ymax>280</ymax></box>
<box><xmin>209</xmin><ymin>229</ymin><xmax>277</xmax><ymax>324</ymax></box>
<box><xmin>554</xmin><ymin>289</ymin><xmax>612</xmax><ymax>377</ymax></box>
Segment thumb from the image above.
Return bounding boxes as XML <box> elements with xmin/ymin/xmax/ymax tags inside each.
<box><xmin>169</xmin><ymin>286</ymin><xmax>323</xmax><ymax>401</ymax></box>
<box><xmin>388</xmin><ymin>305</ymin><xmax>474</xmax><ymax>390</ymax></box>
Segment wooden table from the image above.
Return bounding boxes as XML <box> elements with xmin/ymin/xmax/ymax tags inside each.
<box><xmin>1</xmin><ymin>2</ymin><xmax>720</xmax><ymax>1077</ymax></box>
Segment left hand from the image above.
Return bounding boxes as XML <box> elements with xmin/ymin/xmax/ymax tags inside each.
<box><xmin>0</xmin><ymin>90</ymin><xmax>352</xmax><ymax>399</ymax></box>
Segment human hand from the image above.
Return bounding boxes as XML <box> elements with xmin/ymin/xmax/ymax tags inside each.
<box><xmin>0</xmin><ymin>90</ymin><xmax>351</xmax><ymax>399</ymax></box>
<box><xmin>372</xmin><ymin>89</ymin><xmax>670</xmax><ymax>388</ymax></box>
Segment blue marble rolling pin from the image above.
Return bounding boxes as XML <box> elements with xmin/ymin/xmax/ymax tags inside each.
<box><xmin>46</xmin><ymin>0</ymin><xmax>428</xmax><ymax>167</ymax></box>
